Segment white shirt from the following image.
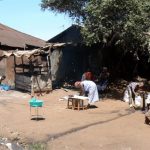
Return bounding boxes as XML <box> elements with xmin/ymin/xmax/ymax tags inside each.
<box><xmin>81</xmin><ymin>80</ymin><xmax>99</xmax><ymax>104</ymax></box>
<box><xmin>128</xmin><ymin>82</ymin><xmax>138</xmax><ymax>91</ymax></box>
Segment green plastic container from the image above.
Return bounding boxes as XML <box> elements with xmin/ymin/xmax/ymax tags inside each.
<box><xmin>29</xmin><ymin>97</ymin><xmax>43</xmax><ymax>107</ymax></box>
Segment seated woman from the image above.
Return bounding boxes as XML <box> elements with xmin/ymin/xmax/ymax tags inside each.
<box><xmin>96</xmin><ymin>67</ymin><xmax>110</xmax><ymax>92</ymax></box>
<box><xmin>81</xmin><ymin>71</ymin><xmax>94</xmax><ymax>81</ymax></box>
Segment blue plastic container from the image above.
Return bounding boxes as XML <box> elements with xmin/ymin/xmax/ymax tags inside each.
<box><xmin>29</xmin><ymin>97</ymin><xmax>43</xmax><ymax>107</ymax></box>
<box><xmin>0</xmin><ymin>84</ymin><xmax>11</xmax><ymax>91</ymax></box>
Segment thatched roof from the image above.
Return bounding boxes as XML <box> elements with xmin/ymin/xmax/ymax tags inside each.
<box><xmin>0</xmin><ymin>23</ymin><xmax>45</xmax><ymax>48</ymax></box>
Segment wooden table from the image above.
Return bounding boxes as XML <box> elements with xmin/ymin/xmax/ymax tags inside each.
<box><xmin>67</xmin><ymin>95</ymin><xmax>88</xmax><ymax>110</ymax></box>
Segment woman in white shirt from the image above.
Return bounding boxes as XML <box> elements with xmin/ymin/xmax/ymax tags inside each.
<box><xmin>74</xmin><ymin>80</ymin><xmax>99</xmax><ymax>105</ymax></box>
<box><xmin>123</xmin><ymin>81</ymin><xmax>144</xmax><ymax>107</ymax></box>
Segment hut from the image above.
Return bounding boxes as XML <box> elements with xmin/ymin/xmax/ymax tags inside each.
<box><xmin>0</xmin><ymin>43</ymin><xmax>66</xmax><ymax>93</ymax></box>
<box><xmin>0</xmin><ymin>23</ymin><xmax>45</xmax><ymax>87</ymax></box>
<box><xmin>47</xmin><ymin>25</ymin><xmax>103</xmax><ymax>86</ymax></box>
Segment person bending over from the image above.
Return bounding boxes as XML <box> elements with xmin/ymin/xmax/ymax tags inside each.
<box><xmin>74</xmin><ymin>80</ymin><xmax>99</xmax><ymax>107</ymax></box>
<box><xmin>123</xmin><ymin>81</ymin><xmax>144</xmax><ymax>107</ymax></box>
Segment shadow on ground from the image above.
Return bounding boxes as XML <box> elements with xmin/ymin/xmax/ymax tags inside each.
<box><xmin>44</xmin><ymin>108</ymin><xmax>134</xmax><ymax>143</ymax></box>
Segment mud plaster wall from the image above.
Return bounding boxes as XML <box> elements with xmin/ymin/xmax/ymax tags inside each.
<box><xmin>0</xmin><ymin>58</ymin><xmax>6</xmax><ymax>76</ymax></box>
<box><xmin>50</xmin><ymin>48</ymin><xmax>63</xmax><ymax>82</ymax></box>
<box><xmin>0</xmin><ymin>56</ymin><xmax>15</xmax><ymax>86</ymax></box>
<box><xmin>14</xmin><ymin>55</ymin><xmax>52</xmax><ymax>92</ymax></box>
<box><xmin>5</xmin><ymin>56</ymin><xmax>29</xmax><ymax>86</ymax></box>
<box><xmin>32</xmin><ymin>74</ymin><xmax>52</xmax><ymax>92</ymax></box>
<box><xmin>0</xmin><ymin>55</ymin><xmax>28</xmax><ymax>86</ymax></box>
<box><xmin>6</xmin><ymin>56</ymin><xmax>15</xmax><ymax>86</ymax></box>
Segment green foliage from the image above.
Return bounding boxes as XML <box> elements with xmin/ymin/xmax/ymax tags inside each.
<box><xmin>82</xmin><ymin>0</ymin><xmax>150</xmax><ymax>50</ymax></box>
<box><xmin>41</xmin><ymin>0</ymin><xmax>89</xmax><ymax>21</ymax></box>
<box><xmin>28</xmin><ymin>142</ymin><xmax>47</xmax><ymax>150</ymax></box>
<box><xmin>41</xmin><ymin>0</ymin><xmax>150</xmax><ymax>51</ymax></box>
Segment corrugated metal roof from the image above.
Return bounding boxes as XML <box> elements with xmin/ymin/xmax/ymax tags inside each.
<box><xmin>47</xmin><ymin>24</ymin><xmax>83</xmax><ymax>44</ymax></box>
<box><xmin>0</xmin><ymin>23</ymin><xmax>45</xmax><ymax>48</ymax></box>
<box><xmin>1</xmin><ymin>43</ymin><xmax>66</xmax><ymax>58</ymax></box>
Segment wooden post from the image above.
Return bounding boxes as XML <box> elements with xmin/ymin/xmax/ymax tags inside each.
<box><xmin>14</xmin><ymin>55</ymin><xmax>16</xmax><ymax>73</ymax></box>
<box><xmin>47</xmin><ymin>47</ymin><xmax>52</xmax><ymax>78</ymax></box>
<box><xmin>142</xmin><ymin>92</ymin><xmax>146</xmax><ymax>111</ymax></box>
<box><xmin>13</xmin><ymin>55</ymin><xmax>17</xmax><ymax>89</ymax></box>
<box><xmin>29</xmin><ymin>56</ymin><xmax>34</xmax><ymax>96</ymax></box>
<box><xmin>21</xmin><ymin>56</ymin><xmax>24</xmax><ymax>73</ymax></box>
<box><xmin>29</xmin><ymin>56</ymin><xmax>34</xmax><ymax>75</ymax></box>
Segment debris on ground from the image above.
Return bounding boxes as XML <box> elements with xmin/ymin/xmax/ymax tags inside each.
<box><xmin>0</xmin><ymin>138</ymin><xmax>23</xmax><ymax>150</ymax></box>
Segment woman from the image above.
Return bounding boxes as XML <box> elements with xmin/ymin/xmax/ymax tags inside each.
<box><xmin>123</xmin><ymin>81</ymin><xmax>144</xmax><ymax>107</ymax></box>
<box><xmin>74</xmin><ymin>80</ymin><xmax>99</xmax><ymax>106</ymax></box>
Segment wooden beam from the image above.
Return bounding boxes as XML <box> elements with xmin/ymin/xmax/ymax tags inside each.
<box><xmin>21</xmin><ymin>56</ymin><xmax>24</xmax><ymax>73</ymax></box>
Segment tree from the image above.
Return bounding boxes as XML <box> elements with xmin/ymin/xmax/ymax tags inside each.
<box><xmin>41</xmin><ymin>0</ymin><xmax>150</xmax><ymax>50</ymax></box>
<box><xmin>41</xmin><ymin>0</ymin><xmax>150</xmax><ymax>78</ymax></box>
<box><xmin>80</xmin><ymin>0</ymin><xmax>150</xmax><ymax>79</ymax></box>
<box><xmin>41</xmin><ymin>0</ymin><xmax>89</xmax><ymax>21</ymax></box>
<box><xmin>81</xmin><ymin>0</ymin><xmax>150</xmax><ymax>49</ymax></box>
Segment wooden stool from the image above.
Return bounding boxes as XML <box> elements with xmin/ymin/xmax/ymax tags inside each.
<box><xmin>72</xmin><ymin>98</ymin><xmax>85</xmax><ymax>110</ymax></box>
<box><xmin>67</xmin><ymin>96</ymin><xmax>88</xmax><ymax>110</ymax></box>
<box><xmin>67</xmin><ymin>98</ymin><xmax>74</xmax><ymax>109</ymax></box>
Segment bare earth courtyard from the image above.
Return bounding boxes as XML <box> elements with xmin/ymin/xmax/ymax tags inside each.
<box><xmin>0</xmin><ymin>89</ymin><xmax>150</xmax><ymax>150</ymax></box>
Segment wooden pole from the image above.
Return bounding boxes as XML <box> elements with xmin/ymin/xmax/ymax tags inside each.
<box><xmin>21</xmin><ymin>56</ymin><xmax>24</xmax><ymax>73</ymax></box>
<box><xmin>14</xmin><ymin>55</ymin><xmax>16</xmax><ymax>74</ymax></box>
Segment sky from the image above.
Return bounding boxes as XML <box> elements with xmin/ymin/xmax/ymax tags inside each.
<box><xmin>0</xmin><ymin>0</ymin><xmax>73</xmax><ymax>41</ymax></box>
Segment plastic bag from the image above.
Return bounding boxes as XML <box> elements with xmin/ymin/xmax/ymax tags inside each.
<box><xmin>123</xmin><ymin>90</ymin><xmax>129</xmax><ymax>102</ymax></box>
<box><xmin>145</xmin><ymin>93</ymin><xmax>150</xmax><ymax>104</ymax></box>
<box><xmin>135</xmin><ymin>95</ymin><xmax>142</xmax><ymax>106</ymax></box>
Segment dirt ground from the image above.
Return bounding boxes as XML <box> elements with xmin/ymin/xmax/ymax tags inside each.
<box><xmin>0</xmin><ymin>88</ymin><xmax>150</xmax><ymax>150</ymax></box>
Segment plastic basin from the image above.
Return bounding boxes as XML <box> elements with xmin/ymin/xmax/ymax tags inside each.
<box><xmin>29</xmin><ymin>98</ymin><xmax>43</xmax><ymax>107</ymax></box>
